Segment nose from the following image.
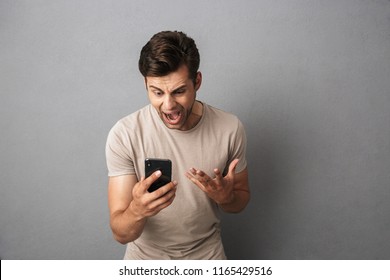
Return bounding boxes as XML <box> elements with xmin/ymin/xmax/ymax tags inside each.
<box><xmin>163</xmin><ymin>94</ymin><xmax>176</xmax><ymax>110</ymax></box>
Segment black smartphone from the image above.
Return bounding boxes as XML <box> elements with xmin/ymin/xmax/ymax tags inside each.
<box><xmin>145</xmin><ymin>158</ymin><xmax>172</xmax><ymax>192</ymax></box>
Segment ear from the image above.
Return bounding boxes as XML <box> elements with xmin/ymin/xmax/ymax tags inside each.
<box><xmin>194</xmin><ymin>72</ymin><xmax>202</xmax><ymax>91</ymax></box>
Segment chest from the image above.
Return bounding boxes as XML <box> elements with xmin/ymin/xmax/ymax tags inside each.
<box><xmin>133</xmin><ymin>127</ymin><xmax>231</xmax><ymax>179</ymax></box>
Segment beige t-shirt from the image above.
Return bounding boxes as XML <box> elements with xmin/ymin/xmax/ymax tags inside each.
<box><xmin>106</xmin><ymin>102</ymin><xmax>247</xmax><ymax>259</ymax></box>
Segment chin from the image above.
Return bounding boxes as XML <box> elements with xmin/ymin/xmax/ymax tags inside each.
<box><xmin>163</xmin><ymin>122</ymin><xmax>184</xmax><ymax>130</ymax></box>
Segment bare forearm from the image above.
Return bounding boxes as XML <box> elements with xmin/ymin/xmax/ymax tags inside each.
<box><xmin>110</xmin><ymin>205</ymin><xmax>147</xmax><ymax>244</ymax></box>
<box><xmin>219</xmin><ymin>190</ymin><xmax>250</xmax><ymax>213</ymax></box>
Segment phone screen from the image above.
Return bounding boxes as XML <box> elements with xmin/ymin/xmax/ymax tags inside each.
<box><xmin>145</xmin><ymin>158</ymin><xmax>172</xmax><ymax>192</ymax></box>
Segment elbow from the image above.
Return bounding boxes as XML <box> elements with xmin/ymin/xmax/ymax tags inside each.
<box><xmin>224</xmin><ymin>204</ymin><xmax>247</xmax><ymax>214</ymax></box>
<box><xmin>112</xmin><ymin>231</ymin><xmax>140</xmax><ymax>245</ymax></box>
<box><xmin>228</xmin><ymin>208</ymin><xmax>246</xmax><ymax>214</ymax></box>
<box><xmin>221</xmin><ymin>192</ymin><xmax>250</xmax><ymax>213</ymax></box>
<box><xmin>113</xmin><ymin>234</ymin><xmax>130</xmax><ymax>245</ymax></box>
<box><xmin>111</xmin><ymin>224</ymin><xmax>141</xmax><ymax>244</ymax></box>
<box><xmin>109</xmin><ymin>213</ymin><xmax>145</xmax><ymax>244</ymax></box>
<box><xmin>222</xmin><ymin>181</ymin><xmax>251</xmax><ymax>213</ymax></box>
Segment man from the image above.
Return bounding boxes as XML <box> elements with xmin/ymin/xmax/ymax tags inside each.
<box><xmin>105</xmin><ymin>31</ymin><xmax>250</xmax><ymax>259</ymax></box>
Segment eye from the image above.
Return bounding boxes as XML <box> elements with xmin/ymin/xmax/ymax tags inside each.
<box><xmin>174</xmin><ymin>88</ymin><xmax>186</xmax><ymax>95</ymax></box>
<box><xmin>153</xmin><ymin>91</ymin><xmax>164</xmax><ymax>97</ymax></box>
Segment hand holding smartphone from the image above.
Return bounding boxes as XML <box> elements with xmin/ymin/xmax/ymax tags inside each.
<box><xmin>145</xmin><ymin>158</ymin><xmax>172</xmax><ymax>192</ymax></box>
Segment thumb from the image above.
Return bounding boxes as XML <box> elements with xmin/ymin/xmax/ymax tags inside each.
<box><xmin>227</xmin><ymin>159</ymin><xmax>240</xmax><ymax>176</ymax></box>
<box><xmin>143</xmin><ymin>170</ymin><xmax>162</xmax><ymax>192</ymax></box>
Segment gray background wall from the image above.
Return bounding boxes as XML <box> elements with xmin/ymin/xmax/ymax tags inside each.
<box><xmin>1</xmin><ymin>0</ymin><xmax>389</xmax><ymax>259</ymax></box>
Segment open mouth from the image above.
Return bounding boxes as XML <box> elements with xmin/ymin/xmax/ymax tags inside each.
<box><xmin>163</xmin><ymin>111</ymin><xmax>182</xmax><ymax>125</ymax></box>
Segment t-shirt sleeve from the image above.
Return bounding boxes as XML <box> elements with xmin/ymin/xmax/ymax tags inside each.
<box><xmin>227</xmin><ymin>118</ymin><xmax>247</xmax><ymax>174</ymax></box>
<box><xmin>105</xmin><ymin>122</ymin><xmax>135</xmax><ymax>177</ymax></box>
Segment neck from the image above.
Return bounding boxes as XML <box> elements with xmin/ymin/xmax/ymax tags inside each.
<box><xmin>185</xmin><ymin>100</ymin><xmax>203</xmax><ymax>130</ymax></box>
<box><xmin>192</xmin><ymin>100</ymin><xmax>203</xmax><ymax>117</ymax></box>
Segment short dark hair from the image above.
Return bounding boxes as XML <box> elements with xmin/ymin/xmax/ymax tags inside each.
<box><xmin>138</xmin><ymin>31</ymin><xmax>200</xmax><ymax>83</ymax></box>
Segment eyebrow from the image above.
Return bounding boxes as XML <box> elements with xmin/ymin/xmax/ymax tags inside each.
<box><xmin>149</xmin><ymin>85</ymin><xmax>187</xmax><ymax>94</ymax></box>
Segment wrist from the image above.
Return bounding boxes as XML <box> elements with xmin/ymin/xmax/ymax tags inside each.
<box><xmin>218</xmin><ymin>192</ymin><xmax>235</xmax><ymax>206</ymax></box>
<box><xmin>128</xmin><ymin>201</ymin><xmax>146</xmax><ymax>222</ymax></box>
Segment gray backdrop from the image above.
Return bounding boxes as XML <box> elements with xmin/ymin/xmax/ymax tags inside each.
<box><xmin>1</xmin><ymin>0</ymin><xmax>389</xmax><ymax>259</ymax></box>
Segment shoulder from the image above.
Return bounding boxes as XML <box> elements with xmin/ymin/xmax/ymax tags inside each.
<box><xmin>109</xmin><ymin>105</ymin><xmax>151</xmax><ymax>135</ymax></box>
<box><xmin>106</xmin><ymin>105</ymin><xmax>153</xmax><ymax>149</ymax></box>
<box><xmin>105</xmin><ymin>105</ymin><xmax>152</xmax><ymax>166</ymax></box>
<box><xmin>202</xmin><ymin>103</ymin><xmax>247</xmax><ymax>145</ymax></box>
<box><xmin>204</xmin><ymin>103</ymin><xmax>243</xmax><ymax>129</ymax></box>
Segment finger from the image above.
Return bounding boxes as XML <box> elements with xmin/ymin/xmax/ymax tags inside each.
<box><xmin>148</xmin><ymin>182</ymin><xmax>177</xmax><ymax>209</ymax></box>
<box><xmin>205</xmin><ymin>177</ymin><xmax>217</xmax><ymax>190</ymax></box>
<box><xmin>194</xmin><ymin>170</ymin><xmax>214</xmax><ymax>188</ymax></box>
<box><xmin>188</xmin><ymin>172</ymin><xmax>217</xmax><ymax>193</ymax></box>
<box><xmin>214</xmin><ymin>168</ymin><xmax>223</xmax><ymax>185</ymax></box>
<box><xmin>185</xmin><ymin>171</ymin><xmax>195</xmax><ymax>181</ymax></box>
<box><xmin>185</xmin><ymin>172</ymin><xmax>207</xmax><ymax>191</ymax></box>
<box><xmin>148</xmin><ymin>192</ymin><xmax>176</xmax><ymax>215</ymax></box>
<box><xmin>186</xmin><ymin>169</ymin><xmax>204</xmax><ymax>182</ymax></box>
<box><xmin>185</xmin><ymin>171</ymin><xmax>198</xmax><ymax>183</ymax></box>
<box><xmin>142</xmin><ymin>170</ymin><xmax>162</xmax><ymax>192</ymax></box>
<box><xmin>228</xmin><ymin>159</ymin><xmax>240</xmax><ymax>175</ymax></box>
<box><xmin>152</xmin><ymin>180</ymin><xmax>177</xmax><ymax>199</ymax></box>
<box><xmin>132</xmin><ymin>176</ymin><xmax>144</xmax><ymax>199</ymax></box>
<box><xmin>137</xmin><ymin>176</ymin><xmax>145</xmax><ymax>186</ymax></box>
<box><xmin>196</xmin><ymin>169</ymin><xmax>206</xmax><ymax>177</ymax></box>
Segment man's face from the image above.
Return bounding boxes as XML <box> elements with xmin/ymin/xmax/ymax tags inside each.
<box><xmin>146</xmin><ymin>65</ymin><xmax>202</xmax><ymax>131</ymax></box>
